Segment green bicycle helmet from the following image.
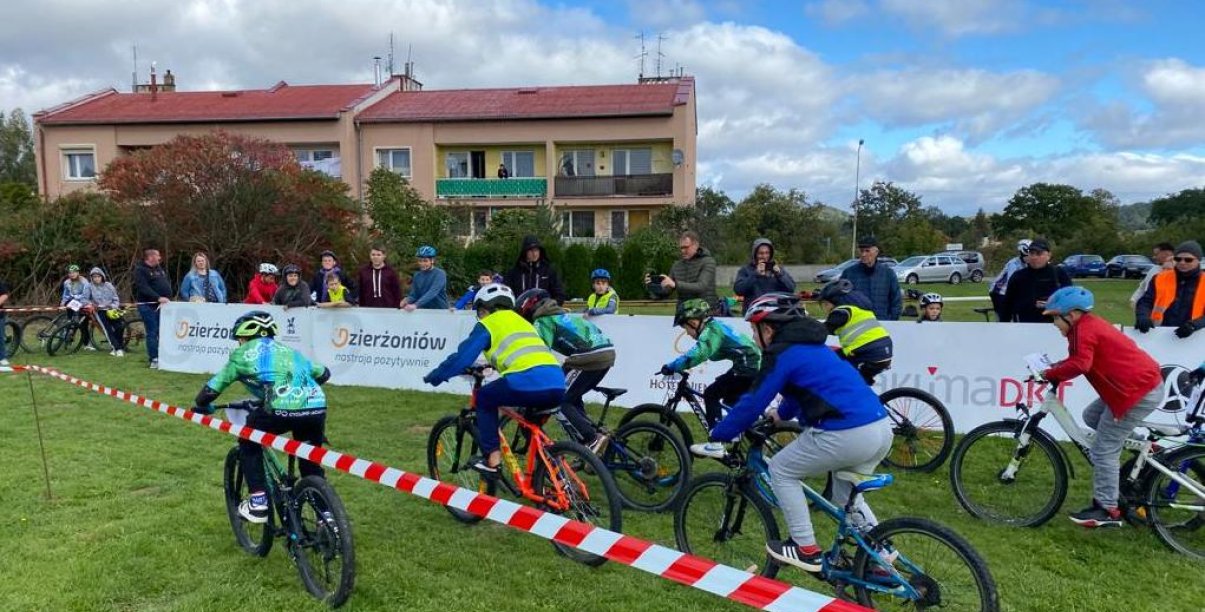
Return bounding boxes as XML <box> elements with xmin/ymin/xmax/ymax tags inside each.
<box><xmin>673</xmin><ymin>298</ymin><xmax>712</xmax><ymax>326</ymax></box>
<box><xmin>231</xmin><ymin>310</ymin><xmax>278</xmax><ymax>339</ymax></box>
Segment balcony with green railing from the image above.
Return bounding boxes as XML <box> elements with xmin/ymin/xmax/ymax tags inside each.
<box><xmin>436</xmin><ymin>177</ymin><xmax>547</xmax><ymax>199</ymax></box>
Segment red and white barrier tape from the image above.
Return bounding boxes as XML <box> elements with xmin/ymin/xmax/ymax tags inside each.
<box><xmin>9</xmin><ymin>364</ymin><xmax>865</xmax><ymax>612</ymax></box>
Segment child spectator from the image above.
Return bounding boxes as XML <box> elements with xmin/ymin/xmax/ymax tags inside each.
<box><xmin>455</xmin><ymin>270</ymin><xmax>497</xmax><ymax>310</ymax></box>
<box><xmin>401</xmin><ymin>245</ymin><xmax>448</xmax><ymax>310</ymax></box>
<box><xmin>918</xmin><ymin>293</ymin><xmax>944</xmax><ymax>323</ymax></box>
<box><xmin>317</xmin><ymin>272</ymin><xmax>354</xmax><ymax>308</ymax></box>
<box><xmin>585</xmin><ymin>268</ymin><xmax>619</xmax><ymax>316</ymax></box>
<box><xmin>245</xmin><ymin>263</ymin><xmax>279</xmax><ymax>304</ymax></box>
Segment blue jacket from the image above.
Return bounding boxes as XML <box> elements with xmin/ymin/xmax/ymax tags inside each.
<box><xmin>711</xmin><ymin>319</ymin><xmax>886</xmax><ymax>440</ymax></box>
<box><xmin>408</xmin><ymin>267</ymin><xmax>448</xmax><ymax>310</ymax></box>
<box><xmin>455</xmin><ymin>286</ymin><xmax>480</xmax><ymax>310</ymax></box>
<box><xmin>840</xmin><ymin>262</ymin><xmax>901</xmax><ymax>321</ymax></box>
<box><xmin>424</xmin><ymin>321</ymin><xmax>563</xmax><ymax>391</ymax></box>
<box><xmin>179</xmin><ymin>270</ymin><xmax>228</xmax><ymax>303</ymax></box>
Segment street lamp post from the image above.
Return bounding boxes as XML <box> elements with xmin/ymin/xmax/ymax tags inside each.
<box><xmin>850</xmin><ymin>139</ymin><xmax>864</xmax><ymax>258</ymax></box>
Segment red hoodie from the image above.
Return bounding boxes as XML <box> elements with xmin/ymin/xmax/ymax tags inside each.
<box><xmin>1043</xmin><ymin>313</ymin><xmax>1161</xmax><ymax>418</ymax></box>
<box><xmin>244</xmin><ymin>275</ymin><xmax>278</xmax><ymax>304</ymax></box>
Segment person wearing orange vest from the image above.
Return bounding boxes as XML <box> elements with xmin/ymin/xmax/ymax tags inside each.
<box><xmin>1136</xmin><ymin>240</ymin><xmax>1205</xmax><ymax>338</ymax></box>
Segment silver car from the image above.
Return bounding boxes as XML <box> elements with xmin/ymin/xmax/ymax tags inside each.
<box><xmin>894</xmin><ymin>254</ymin><xmax>970</xmax><ymax>285</ymax></box>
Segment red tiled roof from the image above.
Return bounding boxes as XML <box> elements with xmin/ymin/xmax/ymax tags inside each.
<box><xmin>35</xmin><ymin>82</ymin><xmax>377</xmax><ymax>125</ymax></box>
<box><xmin>358</xmin><ymin>78</ymin><xmax>693</xmax><ymax>123</ymax></box>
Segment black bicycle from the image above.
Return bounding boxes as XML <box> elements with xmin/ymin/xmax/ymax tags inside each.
<box><xmin>3</xmin><ymin>316</ymin><xmax>19</xmax><ymax>358</ymax></box>
<box><xmin>44</xmin><ymin>309</ymin><xmax>92</xmax><ymax>356</ymax></box>
<box><xmin>218</xmin><ymin>400</ymin><xmax>356</xmax><ymax>607</ymax></box>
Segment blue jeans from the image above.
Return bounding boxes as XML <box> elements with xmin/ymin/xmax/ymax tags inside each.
<box><xmin>475</xmin><ymin>376</ymin><xmax>563</xmax><ymax>455</ymax></box>
<box><xmin>137</xmin><ymin>303</ymin><xmax>161</xmax><ymax>361</ymax></box>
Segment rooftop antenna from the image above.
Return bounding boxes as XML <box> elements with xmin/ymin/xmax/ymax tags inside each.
<box><xmin>635</xmin><ymin>31</ymin><xmax>648</xmax><ymax>79</ymax></box>
<box><xmin>131</xmin><ymin>44</ymin><xmax>138</xmax><ymax>93</ymax></box>
<box><xmin>406</xmin><ymin>44</ymin><xmax>413</xmax><ymax>78</ymax></box>
<box><xmin>387</xmin><ymin>32</ymin><xmax>395</xmax><ymax>76</ymax></box>
<box><xmin>655</xmin><ymin>33</ymin><xmax>667</xmax><ymax>78</ymax></box>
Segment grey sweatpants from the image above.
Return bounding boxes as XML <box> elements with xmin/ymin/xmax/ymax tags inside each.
<box><xmin>768</xmin><ymin>418</ymin><xmax>894</xmax><ymax>546</ymax></box>
<box><xmin>1083</xmin><ymin>386</ymin><xmax>1162</xmax><ymax>508</ymax></box>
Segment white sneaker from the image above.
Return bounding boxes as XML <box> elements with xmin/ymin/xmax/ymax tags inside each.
<box><xmin>0</xmin><ymin>359</ymin><xmax>10</xmax><ymax>367</ymax></box>
<box><xmin>238</xmin><ymin>493</ymin><xmax>270</xmax><ymax>524</ymax></box>
<box><xmin>149</xmin><ymin>359</ymin><xmax>159</xmax><ymax>369</ymax></box>
<box><xmin>83</xmin><ymin>345</ymin><xmax>97</xmax><ymax>351</ymax></box>
<box><xmin>115</xmin><ymin>350</ymin><xmax>124</xmax><ymax>357</ymax></box>
<box><xmin>690</xmin><ymin>442</ymin><xmax>729</xmax><ymax>459</ymax></box>
<box><xmin>109</xmin><ymin>350</ymin><xmax>116</xmax><ymax>356</ymax></box>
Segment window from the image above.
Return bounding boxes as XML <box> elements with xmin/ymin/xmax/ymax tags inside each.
<box><xmin>612</xmin><ymin>148</ymin><xmax>652</xmax><ymax>175</ymax></box>
<box><xmin>559</xmin><ymin>150</ymin><xmax>595</xmax><ymax>177</ymax></box>
<box><xmin>500</xmin><ymin>151</ymin><xmax>535</xmax><ymax>178</ymax></box>
<box><xmin>377</xmin><ymin>148</ymin><xmax>411</xmax><ymax>178</ymax></box>
<box><xmin>445</xmin><ymin>152</ymin><xmax>470</xmax><ymax>178</ymax></box>
<box><xmin>63</xmin><ymin>149</ymin><xmax>96</xmax><ymax>180</ymax></box>
<box><xmin>472</xmin><ymin>209</ymin><xmax>489</xmax><ymax>236</ymax></box>
<box><xmin>611</xmin><ymin>210</ymin><xmax>627</xmax><ymax>239</ymax></box>
<box><xmin>294</xmin><ymin>149</ymin><xmax>335</xmax><ymax>162</ymax></box>
<box><xmin>561</xmin><ymin>210</ymin><xmax>595</xmax><ymax>238</ymax></box>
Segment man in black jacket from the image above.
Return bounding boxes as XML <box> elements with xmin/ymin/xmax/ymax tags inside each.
<box><xmin>503</xmin><ymin>235</ymin><xmax>565</xmax><ymax>303</ymax></box>
<box><xmin>133</xmin><ymin>247</ymin><xmax>173</xmax><ymax>368</ymax></box>
<box><xmin>1001</xmin><ymin>239</ymin><xmax>1072</xmax><ymax>323</ymax></box>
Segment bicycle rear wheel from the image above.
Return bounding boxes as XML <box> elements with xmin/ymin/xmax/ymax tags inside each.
<box><xmin>852</xmin><ymin>517</ymin><xmax>999</xmax><ymax>611</ymax></box>
<box><xmin>124</xmin><ymin>319</ymin><xmax>146</xmax><ymax>350</ymax></box>
<box><xmin>20</xmin><ymin>315</ymin><xmax>53</xmax><ymax>354</ymax></box>
<box><xmin>427</xmin><ymin>414</ymin><xmax>494</xmax><ymax>524</ymax></box>
<box><xmin>880</xmin><ymin>387</ymin><xmax>954</xmax><ymax>472</ymax></box>
<box><xmin>293</xmin><ymin>476</ymin><xmax>356</xmax><ymax>608</ymax></box>
<box><xmin>674</xmin><ymin>472</ymin><xmax>780</xmax><ymax>578</ymax></box>
<box><xmin>617</xmin><ymin>403</ymin><xmax>697</xmax><ymax>451</ymax></box>
<box><xmin>532</xmin><ymin>440</ymin><xmax>623</xmax><ymax>566</ymax></box>
<box><xmin>3</xmin><ymin>320</ymin><xmax>20</xmax><ymax>357</ymax></box>
<box><xmin>603</xmin><ymin>420</ymin><xmax>691</xmax><ymax>513</ymax></box>
<box><xmin>949</xmin><ymin>420</ymin><xmax>1068</xmax><ymax>527</ymax></box>
<box><xmin>222</xmin><ymin>447</ymin><xmax>274</xmax><ymax>557</ymax></box>
<box><xmin>1145</xmin><ymin>446</ymin><xmax>1205</xmax><ymax>561</ymax></box>
<box><xmin>46</xmin><ymin>323</ymin><xmax>84</xmax><ymax>356</ymax></box>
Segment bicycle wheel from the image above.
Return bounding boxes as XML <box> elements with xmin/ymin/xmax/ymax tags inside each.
<box><xmin>20</xmin><ymin>315</ymin><xmax>53</xmax><ymax>354</ymax></box>
<box><xmin>603</xmin><ymin>420</ymin><xmax>691</xmax><ymax>513</ymax></box>
<box><xmin>880</xmin><ymin>387</ymin><xmax>954</xmax><ymax>472</ymax></box>
<box><xmin>293</xmin><ymin>476</ymin><xmax>356</xmax><ymax>608</ymax></box>
<box><xmin>531</xmin><ymin>440</ymin><xmax>623</xmax><ymax>567</ymax></box>
<box><xmin>427</xmin><ymin>414</ymin><xmax>494</xmax><ymax>524</ymax></box>
<box><xmin>124</xmin><ymin>319</ymin><xmax>146</xmax><ymax>350</ymax></box>
<box><xmin>852</xmin><ymin>517</ymin><xmax>999</xmax><ymax>611</ymax></box>
<box><xmin>617</xmin><ymin>403</ymin><xmax>696</xmax><ymax>451</ymax></box>
<box><xmin>3</xmin><ymin>320</ymin><xmax>20</xmax><ymax>357</ymax></box>
<box><xmin>674</xmin><ymin>472</ymin><xmax>781</xmax><ymax>578</ymax></box>
<box><xmin>949</xmin><ymin>421</ymin><xmax>1068</xmax><ymax>527</ymax></box>
<box><xmin>88</xmin><ymin>319</ymin><xmax>114</xmax><ymax>351</ymax></box>
<box><xmin>222</xmin><ymin>447</ymin><xmax>274</xmax><ymax>557</ymax></box>
<box><xmin>46</xmin><ymin>323</ymin><xmax>84</xmax><ymax>356</ymax></box>
<box><xmin>1145</xmin><ymin>446</ymin><xmax>1205</xmax><ymax>561</ymax></box>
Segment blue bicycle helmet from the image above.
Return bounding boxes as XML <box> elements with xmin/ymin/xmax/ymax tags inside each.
<box><xmin>416</xmin><ymin>245</ymin><xmax>437</xmax><ymax>258</ymax></box>
<box><xmin>1043</xmin><ymin>286</ymin><xmax>1094</xmax><ymax>316</ymax></box>
<box><xmin>591</xmin><ymin>268</ymin><xmax>611</xmax><ymax>281</ymax></box>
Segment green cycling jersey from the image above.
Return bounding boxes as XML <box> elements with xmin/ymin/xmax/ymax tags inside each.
<box><xmin>205</xmin><ymin>337</ymin><xmax>328</xmax><ymax>411</ymax></box>
<box><xmin>667</xmin><ymin>318</ymin><xmax>761</xmax><ymax>377</ymax></box>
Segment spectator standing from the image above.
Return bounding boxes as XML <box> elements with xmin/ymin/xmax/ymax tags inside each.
<box><xmin>133</xmin><ymin>248</ymin><xmax>172</xmax><ymax>369</ymax></box>
<box><xmin>311</xmin><ymin>250</ymin><xmax>354</xmax><ymax>304</ymax></box>
<box><xmin>455</xmin><ymin>270</ymin><xmax>497</xmax><ymax>310</ymax></box>
<box><xmin>316</xmin><ymin>272</ymin><xmax>355</xmax><ymax>308</ymax></box>
<box><xmin>357</xmin><ymin>246</ymin><xmax>402</xmax><ymax>309</ymax></box>
<box><xmin>650</xmin><ymin>231</ymin><xmax>719</xmax><ymax>309</ymax></box>
<box><xmin>1000</xmin><ymin>239</ymin><xmax>1073</xmax><ymax>323</ymax></box>
<box><xmin>402</xmin><ymin>245</ymin><xmax>448</xmax><ymax>311</ymax></box>
<box><xmin>989</xmin><ymin>239</ymin><xmax>1031</xmax><ymax>321</ymax></box>
<box><xmin>733</xmin><ymin>238</ymin><xmax>795</xmax><ymax>311</ymax></box>
<box><xmin>179</xmin><ymin>252</ymin><xmax>227</xmax><ymax>303</ymax></box>
<box><xmin>88</xmin><ymin>267</ymin><xmax>126</xmax><ymax>357</ymax></box>
<box><xmin>245</xmin><ymin>263</ymin><xmax>279</xmax><ymax>305</ymax></box>
<box><xmin>504</xmin><ymin>235</ymin><xmax>565</xmax><ymax>303</ymax></box>
<box><xmin>273</xmin><ymin>264</ymin><xmax>313</xmax><ymax>309</ymax></box>
<box><xmin>1136</xmin><ymin>240</ymin><xmax>1205</xmax><ymax>338</ymax></box>
<box><xmin>839</xmin><ymin>236</ymin><xmax>902</xmax><ymax>321</ymax></box>
<box><xmin>1131</xmin><ymin>242</ymin><xmax>1176</xmax><ymax>309</ymax></box>
<box><xmin>497</xmin><ymin>163</ymin><xmax>510</xmax><ymax>179</ymax></box>
<box><xmin>0</xmin><ymin>276</ymin><xmax>10</xmax><ymax>366</ymax></box>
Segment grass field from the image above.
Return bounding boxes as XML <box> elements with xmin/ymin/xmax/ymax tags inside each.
<box><xmin>2</xmin><ymin>349</ymin><xmax>1202</xmax><ymax>612</ymax></box>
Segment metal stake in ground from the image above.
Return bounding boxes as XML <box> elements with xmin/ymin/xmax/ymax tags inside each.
<box><xmin>25</xmin><ymin>370</ymin><xmax>53</xmax><ymax>500</ymax></box>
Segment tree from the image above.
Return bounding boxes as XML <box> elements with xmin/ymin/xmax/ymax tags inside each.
<box><xmin>1148</xmin><ymin>188</ymin><xmax>1205</xmax><ymax>226</ymax></box>
<box><xmin>365</xmin><ymin>166</ymin><xmax>451</xmax><ymax>259</ymax></box>
<box><xmin>853</xmin><ymin>181</ymin><xmax>945</xmax><ymax>256</ymax></box>
<box><xmin>993</xmin><ymin>183</ymin><xmax>1112</xmax><ymax>243</ymax></box>
<box><xmin>591</xmin><ymin>243</ymin><xmax>620</xmax><ymax>278</ymax></box>
<box><xmin>561</xmin><ymin>243</ymin><xmax>592</xmax><ymax>299</ymax></box>
<box><xmin>0</xmin><ymin>109</ymin><xmax>36</xmax><ymax>186</ymax></box>
<box><xmin>616</xmin><ymin>239</ymin><xmax>647</xmax><ymax>299</ymax></box>
<box><xmin>726</xmin><ymin>184</ymin><xmax>835</xmax><ymax>264</ymax></box>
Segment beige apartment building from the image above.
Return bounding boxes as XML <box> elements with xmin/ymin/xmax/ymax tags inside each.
<box><xmin>34</xmin><ymin>73</ymin><xmax>697</xmax><ymax>241</ymax></box>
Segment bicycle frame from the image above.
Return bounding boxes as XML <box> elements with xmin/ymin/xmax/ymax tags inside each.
<box><xmin>660</xmin><ymin>371</ymin><xmax>712</xmax><ymax>431</ymax></box>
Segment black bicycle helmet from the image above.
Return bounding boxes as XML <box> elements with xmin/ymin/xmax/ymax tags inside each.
<box><xmin>744</xmin><ymin>292</ymin><xmax>807</xmax><ymax>324</ymax></box>
<box><xmin>232</xmin><ymin>310</ymin><xmax>278</xmax><ymax>339</ymax></box>
<box><xmin>817</xmin><ymin>279</ymin><xmax>854</xmax><ymax>304</ymax></box>
<box><xmin>282</xmin><ymin>264</ymin><xmax>302</xmax><ymax>275</ymax></box>
<box><xmin>516</xmin><ymin>288</ymin><xmax>550</xmax><ymax>321</ymax></box>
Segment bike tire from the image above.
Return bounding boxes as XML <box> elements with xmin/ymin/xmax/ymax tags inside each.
<box><xmin>852</xmin><ymin>516</ymin><xmax>1000</xmax><ymax>611</ymax></box>
<box><xmin>3</xmin><ymin>320</ymin><xmax>20</xmax><ymax>358</ymax></box>
<box><xmin>531</xmin><ymin>440</ymin><xmax>623</xmax><ymax>567</ymax></box>
<box><xmin>604</xmin><ymin>420</ymin><xmax>691</xmax><ymax>513</ymax></box>
<box><xmin>673</xmin><ymin>472</ymin><xmax>781</xmax><ymax>579</ymax></box>
<box><xmin>222</xmin><ymin>447</ymin><xmax>274</xmax><ymax>557</ymax></box>
<box><xmin>949</xmin><ymin>420</ymin><xmax>1068</xmax><ymax>527</ymax></box>
<box><xmin>427</xmin><ymin>414</ymin><xmax>493</xmax><ymax>524</ymax></box>
<box><xmin>293</xmin><ymin>475</ymin><xmax>357</xmax><ymax>608</ymax></box>
<box><xmin>616</xmin><ymin>403</ymin><xmax>696</xmax><ymax>451</ymax></box>
<box><xmin>20</xmin><ymin>315</ymin><xmax>53</xmax><ymax>354</ymax></box>
<box><xmin>46</xmin><ymin>323</ymin><xmax>81</xmax><ymax>356</ymax></box>
<box><xmin>880</xmin><ymin>387</ymin><xmax>954</xmax><ymax>472</ymax></box>
<box><xmin>1144</xmin><ymin>445</ymin><xmax>1205</xmax><ymax>561</ymax></box>
<box><xmin>124</xmin><ymin>319</ymin><xmax>146</xmax><ymax>350</ymax></box>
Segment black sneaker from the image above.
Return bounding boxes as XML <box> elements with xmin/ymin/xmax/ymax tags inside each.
<box><xmin>469</xmin><ymin>457</ymin><xmax>500</xmax><ymax>481</ymax></box>
<box><xmin>1069</xmin><ymin>503</ymin><xmax>1123</xmax><ymax>528</ymax></box>
<box><xmin>766</xmin><ymin>539</ymin><xmax>823</xmax><ymax>572</ymax></box>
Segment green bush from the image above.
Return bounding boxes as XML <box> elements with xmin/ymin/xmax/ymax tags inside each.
<box><xmin>561</xmin><ymin>243</ymin><xmax>592</xmax><ymax>300</ymax></box>
<box><xmin>591</xmin><ymin>243</ymin><xmax>620</xmax><ymax>279</ymax></box>
<box><xmin>617</xmin><ymin>240</ymin><xmax>648</xmax><ymax>299</ymax></box>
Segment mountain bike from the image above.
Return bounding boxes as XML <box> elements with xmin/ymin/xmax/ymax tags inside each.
<box><xmin>217</xmin><ymin>400</ymin><xmax>356</xmax><ymax>607</ymax></box>
<box><xmin>3</xmin><ymin>317</ymin><xmax>20</xmax><ymax>358</ymax></box>
<box><xmin>88</xmin><ymin>309</ymin><xmax>144</xmax><ymax>352</ymax></box>
<box><xmin>950</xmin><ymin>361</ymin><xmax>1205</xmax><ymax>559</ymax></box>
<box><xmin>44</xmin><ymin>307</ymin><xmax>93</xmax><ymax>356</ymax></box>
<box><xmin>674</xmin><ymin>418</ymin><xmax>999</xmax><ymax>610</ymax></box>
<box><xmin>426</xmin><ymin>365</ymin><xmax>623</xmax><ymax>566</ymax></box>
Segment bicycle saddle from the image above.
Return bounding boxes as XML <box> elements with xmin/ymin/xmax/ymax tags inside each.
<box><xmin>835</xmin><ymin>471</ymin><xmax>894</xmax><ymax>493</ymax></box>
<box><xmin>973</xmin><ymin>307</ymin><xmax>993</xmax><ymax>314</ymax></box>
<box><xmin>594</xmin><ymin>387</ymin><xmax>628</xmax><ymax>401</ymax></box>
<box><xmin>1140</xmin><ymin>422</ymin><xmax>1183</xmax><ymax>437</ymax></box>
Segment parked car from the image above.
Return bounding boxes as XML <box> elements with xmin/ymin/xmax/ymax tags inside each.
<box><xmin>1104</xmin><ymin>254</ymin><xmax>1155</xmax><ymax>279</ymax></box>
<box><xmin>894</xmin><ymin>254</ymin><xmax>970</xmax><ymax>285</ymax></box>
<box><xmin>1060</xmin><ymin>254</ymin><xmax>1107</xmax><ymax>278</ymax></box>
<box><xmin>938</xmin><ymin>250</ymin><xmax>986</xmax><ymax>282</ymax></box>
<box><xmin>813</xmin><ymin>257</ymin><xmax>898</xmax><ymax>283</ymax></box>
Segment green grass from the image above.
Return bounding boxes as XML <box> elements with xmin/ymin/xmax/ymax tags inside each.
<box><xmin>2</xmin><ymin>353</ymin><xmax>1201</xmax><ymax>611</ymax></box>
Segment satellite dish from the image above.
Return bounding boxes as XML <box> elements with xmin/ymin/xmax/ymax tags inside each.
<box><xmin>672</xmin><ymin>149</ymin><xmax>685</xmax><ymax>166</ymax></box>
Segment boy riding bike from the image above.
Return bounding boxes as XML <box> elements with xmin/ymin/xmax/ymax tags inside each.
<box><xmin>1039</xmin><ymin>286</ymin><xmax>1164</xmax><ymax>528</ymax></box>
<box><xmin>660</xmin><ymin>298</ymin><xmax>761</xmax><ymax>457</ymax></box>
<box><xmin>708</xmin><ymin>293</ymin><xmax>891</xmax><ymax>572</ymax></box>
<box><xmin>423</xmin><ymin>284</ymin><xmax>565</xmax><ymax>477</ymax></box>
<box><xmin>817</xmin><ymin>279</ymin><xmax>893</xmax><ymax>384</ymax></box>
<box><xmin>192</xmin><ymin>311</ymin><xmax>331</xmax><ymax>524</ymax></box>
<box><xmin>517</xmin><ymin>288</ymin><xmax>614</xmax><ymax>453</ymax></box>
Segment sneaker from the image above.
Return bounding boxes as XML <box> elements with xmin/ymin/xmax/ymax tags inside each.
<box><xmin>238</xmin><ymin>492</ymin><xmax>269</xmax><ymax>524</ymax></box>
<box><xmin>149</xmin><ymin>359</ymin><xmax>159</xmax><ymax>369</ymax></box>
<box><xmin>587</xmin><ymin>434</ymin><xmax>610</xmax><ymax>455</ymax></box>
<box><xmin>0</xmin><ymin>359</ymin><xmax>10</xmax><ymax>367</ymax></box>
<box><xmin>766</xmin><ymin>539</ymin><xmax>824</xmax><ymax>572</ymax></box>
<box><xmin>83</xmin><ymin>345</ymin><xmax>97</xmax><ymax>351</ymax></box>
<box><xmin>470</xmin><ymin>457</ymin><xmax>500</xmax><ymax>481</ymax></box>
<box><xmin>1069</xmin><ymin>502</ymin><xmax>1123</xmax><ymax>528</ymax></box>
<box><xmin>689</xmin><ymin>442</ymin><xmax>728</xmax><ymax>459</ymax></box>
<box><xmin>115</xmin><ymin>350</ymin><xmax>124</xmax><ymax>357</ymax></box>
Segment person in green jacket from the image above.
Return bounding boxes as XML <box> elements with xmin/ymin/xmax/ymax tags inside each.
<box><xmin>646</xmin><ymin>231</ymin><xmax>719</xmax><ymax>309</ymax></box>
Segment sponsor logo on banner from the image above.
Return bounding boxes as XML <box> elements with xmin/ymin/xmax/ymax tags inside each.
<box><xmin>873</xmin><ymin>366</ymin><xmax>1075</xmax><ymax>410</ymax></box>
<box><xmin>323</xmin><ymin>311</ymin><xmax>455</xmax><ymax>374</ymax></box>
<box><xmin>170</xmin><ymin>306</ymin><xmax>237</xmax><ymax>357</ymax></box>
<box><xmin>1158</xmin><ymin>364</ymin><xmax>1197</xmax><ymax>413</ymax></box>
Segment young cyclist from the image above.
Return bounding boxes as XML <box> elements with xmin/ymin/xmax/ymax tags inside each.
<box><xmin>705</xmin><ymin>293</ymin><xmax>891</xmax><ymax>572</ymax></box>
<box><xmin>917</xmin><ymin>292</ymin><xmax>944</xmax><ymax>323</ymax></box>
<box><xmin>244</xmin><ymin>263</ymin><xmax>279</xmax><ymax>305</ymax></box>
<box><xmin>817</xmin><ymin>279</ymin><xmax>893</xmax><ymax>384</ymax></box>
<box><xmin>517</xmin><ymin>288</ymin><xmax>615</xmax><ymax>453</ymax></box>
<box><xmin>1040</xmin><ymin>286</ymin><xmax>1164</xmax><ymax>527</ymax></box>
<box><xmin>585</xmin><ymin>269</ymin><xmax>619</xmax><ymax>316</ymax></box>
<box><xmin>401</xmin><ymin>245</ymin><xmax>448</xmax><ymax>310</ymax></box>
<box><xmin>61</xmin><ymin>264</ymin><xmax>95</xmax><ymax>349</ymax></box>
<box><xmin>660</xmin><ymin>298</ymin><xmax>761</xmax><ymax>456</ymax></box>
<box><xmin>192</xmin><ymin>311</ymin><xmax>331</xmax><ymax>524</ymax></box>
<box><xmin>424</xmin><ymin>284</ymin><xmax>565</xmax><ymax>477</ymax></box>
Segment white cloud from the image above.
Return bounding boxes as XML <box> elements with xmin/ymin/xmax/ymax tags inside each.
<box><xmin>1080</xmin><ymin>58</ymin><xmax>1205</xmax><ymax>149</ymax></box>
<box><xmin>878</xmin><ymin>0</ymin><xmax>1026</xmax><ymax>36</ymax></box>
<box><xmin>804</xmin><ymin>0</ymin><xmax>870</xmax><ymax>25</ymax></box>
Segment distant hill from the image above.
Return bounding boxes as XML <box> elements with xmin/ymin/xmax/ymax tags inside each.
<box><xmin>815</xmin><ymin>203</ymin><xmax>850</xmax><ymax>224</ymax></box>
<box><xmin>1116</xmin><ymin>201</ymin><xmax>1152</xmax><ymax>231</ymax></box>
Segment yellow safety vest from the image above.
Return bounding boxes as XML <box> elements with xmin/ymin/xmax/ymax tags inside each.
<box><xmin>480</xmin><ymin>309</ymin><xmax>559</xmax><ymax>375</ymax></box>
<box><xmin>586</xmin><ymin>289</ymin><xmax>619</xmax><ymax>313</ymax></box>
<box><xmin>834</xmin><ymin>305</ymin><xmax>889</xmax><ymax>356</ymax></box>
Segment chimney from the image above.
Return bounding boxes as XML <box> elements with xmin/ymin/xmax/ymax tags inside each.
<box><xmin>162</xmin><ymin>69</ymin><xmax>176</xmax><ymax>91</ymax></box>
<box><xmin>150</xmin><ymin>63</ymin><xmax>158</xmax><ymax>101</ymax></box>
<box><xmin>373</xmin><ymin>56</ymin><xmax>382</xmax><ymax>87</ymax></box>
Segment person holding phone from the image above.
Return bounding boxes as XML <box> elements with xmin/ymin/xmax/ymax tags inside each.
<box><xmin>733</xmin><ymin>238</ymin><xmax>796</xmax><ymax>313</ymax></box>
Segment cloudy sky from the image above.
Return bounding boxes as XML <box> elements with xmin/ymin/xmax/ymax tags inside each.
<box><xmin>3</xmin><ymin>0</ymin><xmax>1203</xmax><ymax>214</ymax></box>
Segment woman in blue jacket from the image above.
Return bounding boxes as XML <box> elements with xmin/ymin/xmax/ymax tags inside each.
<box><xmin>179</xmin><ymin>252</ymin><xmax>227</xmax><ymax>303</ymax></box>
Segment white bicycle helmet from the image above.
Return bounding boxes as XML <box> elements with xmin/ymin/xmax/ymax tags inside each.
<box><xmin>258</xmin><ymin>263</ymin><xmax>279</xmax><ymax>275</ymax></box>
<box><xmin>473</xmin><ymin>283</ymin><xmax>516</xmax><ymax>310</ymax></box>
<box><xmin>919</xmin><ymin>292</ymin><xmax>944</xmax><ymax>307</ymax></box>
<box><xmin>1016</xmin><ymin>239</ymin><xmax>1033</xmax><ymax>256</ymax></box>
